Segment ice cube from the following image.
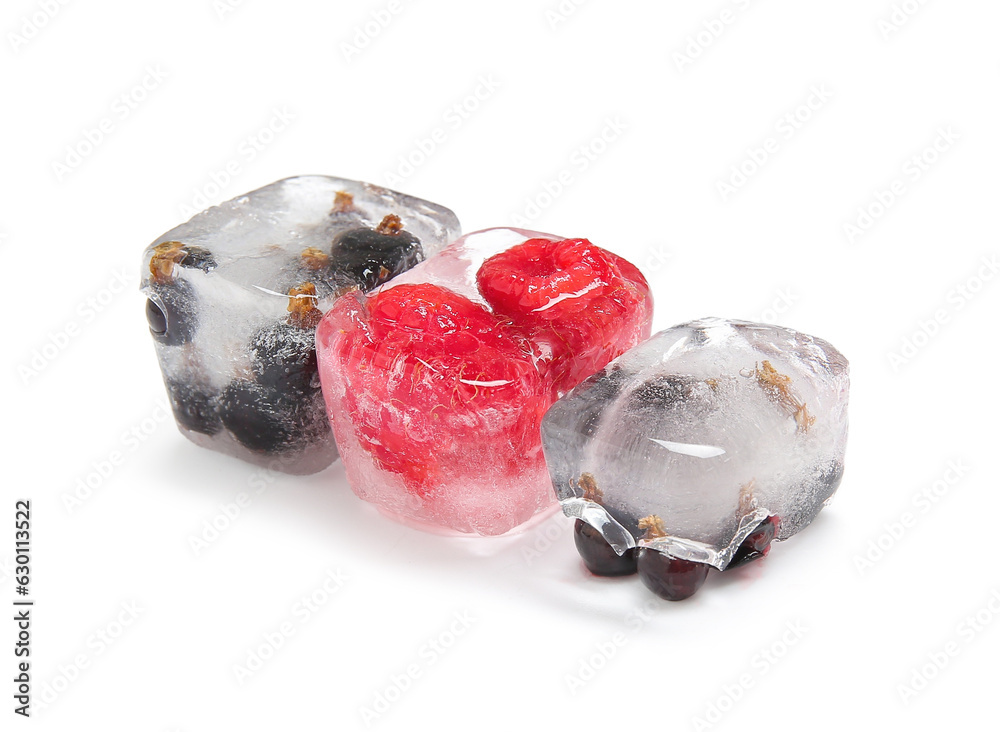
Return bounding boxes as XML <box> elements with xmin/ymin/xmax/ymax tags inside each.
<box><xmin>542</xmin><ymin>317</ymin><xmax>849</xmax><ymax>574</ymax></box>
<box><xmin>140</xmin><ymin>176</ymin><xmax>461</xmax><ymax>475</ymax></box>
<box><xmin>315</xmin><ymin>228</ymin><xmax>654</xmax><ymax>533</ymax></box>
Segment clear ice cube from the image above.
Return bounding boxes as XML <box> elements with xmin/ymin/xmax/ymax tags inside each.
<box><xmin>140</xmin><ymin>176</ymin><xmax>461</xmax><ymax>474</ymax></box>
<box><xmin>541</xmin><ymin>317</ymin><xmax>849</xmax><ymax>569</ymax></box>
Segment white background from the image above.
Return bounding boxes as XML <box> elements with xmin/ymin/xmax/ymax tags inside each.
<box><xmin>3</xmin><ymin>0</ymin><xmax>998</xmax><ymax>730</ymax></box>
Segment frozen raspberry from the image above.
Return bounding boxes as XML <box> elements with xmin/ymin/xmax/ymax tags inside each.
<box><xmin>476</xmin><ymin>238</ymin><xmax>652</xmax><ymax>395</ymax></box>
<box><xmin>325</xmin><ymin>283</ymin><xmax>548</xmax><ymax>502</ymax></box>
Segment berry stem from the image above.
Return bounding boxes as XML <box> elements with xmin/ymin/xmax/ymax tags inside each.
<box><xmin>287</xmin><ymin>282</ymin><xmax>322</xmax><ymax>329</ymax></box>
<box><xmin>375</xmin><ymin>214</ymin><xmax>405</xmax><ymax>236</ymax></box>
<box><xmin>332</xmin><ymin>191</ymin><xmax>356</xmax><ymax>213</ymax></box>
<box><xmin>149</xmin><ymin>241</ymin><xmax>186</xmax><ymax>284</ymax></box>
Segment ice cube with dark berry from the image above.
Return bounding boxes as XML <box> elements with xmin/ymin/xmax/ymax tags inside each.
<box><xmin>315</xmin><ymin>227</ymin><xmax>653</xmax><ymax>533</ymax></box>
<box><xmin>542</xmin><ymin>318</ymin><xmax>849</xmax><ymax>599</ymax></box>
<box><xmin>140</xmin><ymin>176</ymin><xmax>461</xmax><ymax>474</ymax></box>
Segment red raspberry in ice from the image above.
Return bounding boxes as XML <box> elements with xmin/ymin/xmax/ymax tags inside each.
<box><xmin>327</xmin><ymin>283</ymin><xmax>548</xmax><ymax>498</ymax></box>
<box><xmin>476</xmin><ymin>238</ymin><xmax>652</xmax><ymax>395</ymax></box>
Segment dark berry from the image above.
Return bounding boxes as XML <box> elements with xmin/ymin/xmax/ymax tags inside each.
<box><xmin>249</xmin><ymin>322</ymin><xmax>318</xmax><ymax>397</ymax></box>
<box><xmin>177</xmin><ymin>245</ymin><xmax>217</xmax><ymax>273</ymax></box>
<box><xmin>630</xmin><ymin>374</ymin><xmax>693</xmax><ymax>411</ymax></box>
<box><xmin>331</xmin><ymin>214</ymin><xmax>423</xmax><ymax>291</ymax></box>
<box><xmin>146</xmin><ymin>279</ymin><xmax>198</xmax><ymax>346</ymax></box>
<box><xmin>146</xmin><ymin>298</ymin><xmax>167</xmax><ymax>335</ymax></box>
<box><xmin>165</xmin><ymin>380</ymin><xmax>222</xmax><ymax>436</ymax></box>
<box><xmin>819</xmin><ymin>462</ymin><xmax>845</xmax><ymax>493</ymax></box>
<box><xmin>637</xmin><ymin>549</ymin><xmax>711</xmax><ymax>601</ymax></box>
<box><xmin>574</xmin><ymin>520</ymin><xmax>637</xmax><ymax>576</ymax></box>
<box><xmin>569</xmin><ymin>366</ymin><xmax>631</xmax><ymax>438</ymax></box>
<box><xmin>150</xmin><ymin>241</ymin><xmax>217</xmax><ymax>274</ymax></box>
<box><xmin>727</xmin><ymin>516</ymin><xmax>780</xmax><ymax>570</ymax></box>
<box><xmin>220</xmin><ymin>381</ymin><xmax>299</xmax><ymax>454</ymax></box>
<box><xmin>331</xmin><ymin>190</ymin><xmax>356</xmax><ymax>215</ymax></box>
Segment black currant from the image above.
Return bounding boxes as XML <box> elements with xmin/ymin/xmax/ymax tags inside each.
<box><xmin>248</xmin><ymin>322</ymin><xmax>318</xmax><ymax>397</ymax></box>
<box><xmin>331</xmin><ymin>214</ymin><xmax>423</xmax><ymax>291</ymax></box>
<box><xmin>220</xmin><ymin>381</ymin><xmax>299</xmax><ymax>454</ymax></box>
<box><xmin>573</xmin><ymin>520</ymin><xmax>637</xmax><ymax>576</ymax></box>
<box><xmin>630</xmin><ymin>374</ymin><xmax>693</xmax><ymax>411</ymax></box>
<box><xmin>146</xmin><ymin>279</ymin><xmax>198</xmax><ymax>346</ymax></box>
<box><xmin>146</xmin><ymin>298</ymin><xmax>167</xmax><ymax>335</ymax></box>
<box><xmin>165</xmin><ymin>380</ymin><xmax>222</xmax><ymax>436</ymax></box>
<box><xmin>572</xmin><ymin>366</ymin><xmax>630</xmax><ymax>437</ymax></box>
<box><xmin>637</xmin><ymin>549</ymin><xmax>711</xmax><ymax>601</ymax></box>
<box><xmin>727</xmin><ymin>515</ymin><xmax>780</xmax><ymax>570</ymax></box>
<box><xmin>177</xmin><ymin>245</ymin><xmax>217</xmax><ymax>273</ymax></box>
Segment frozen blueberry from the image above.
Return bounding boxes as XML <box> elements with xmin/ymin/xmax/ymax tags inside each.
<box><xmin>629</xmin><ymin>374</ymin><xmax>694</xmax><ymax>411</ymax></box>
<box><xmin>177</xmin><ymin>245</ymin><xmax>217</xmax><ymax>273</ymax></box>
<box><xmin>819</xmin><ymin>462</ymin><xmax>845</xmax><ymax>493</ymax></box>
<box><xmin>574</xmin><ymin>520</ymin><xmax>637</xmax><ymax>576</ymax></box>
<box><xmin>146</xmin><ymin>279</ymin><xmax>198</xmax><ymax>346</ymax></box>
<box><xmin>146</xmin><ymin>298</ymin><xmax>167</xmax><ymax>335</ymax></box>
<box><xmin>165</xmin><ymin>380</ymin><xmax>222</xmax><ymax>436</ymax></box>
<box><xmin>220</xmin><ymin>381</ymin><xmax>299</xmax><ymax>454</ymax></box>
<box><xmin>572</xmin><ymin>366</ymin><xmax>631</xmax><ymax>437</ymax></box>
<box><xmin>248</xmin><ymin>322</ymin><xmax>318</xmax><ymax>397</ymax></box>
<box><xmin>637</xmin><ymin>549</ymin><xmax>711</xmax><ymax>601</ymax></box>
<box><xmin>331</xmin><ymin>214</ymin><xmax>423</xmax><ymax>292</ymax></box>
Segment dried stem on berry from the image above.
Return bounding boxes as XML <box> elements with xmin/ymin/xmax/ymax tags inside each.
<box><xmin>287</xmin><ymin>282</ymin><xmax>323</xmax><ymax>329</ymax></box>
<box><xmin>300</xmin><ymin>247</ymin><xmax>331</xmax><ymax>270</ymax></box>
<box><xmin>753</xmin><ymin>360</ymin><xmax>816</xmax><ymax>432</ymax></box>
<box><xmin>638</xmin><ymin>514</ymin><xmax>667</xmax><ymax>540</ymax></box>
<box><xmin>577</xmin><ymin>473</ymin><xmax>604</xmax><ymax>503</ymax></box>
<box><xmin>375</xmin><ymin>214</ymin><xmax>404</xmax><ymax>236</ymax></box>
<box><xmin>738</xmin><ymin>478</ymin><xmax>758</xmax><ymax>515</ymax></box>
<box><xmin>149</xmin><ymin>241</ymin><xmax>187</xmax><ymax>284</ymax></box>
<box><xmin>332</xmin><ymin>191</ymin><xmax>356</xmax><ymax>213</ymax></box>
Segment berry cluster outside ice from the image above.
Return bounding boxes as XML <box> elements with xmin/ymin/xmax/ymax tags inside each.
<box><xmin>316</xmin><ymin>228</ymin><xmax>653</xmax><ymax>534</ymax></box>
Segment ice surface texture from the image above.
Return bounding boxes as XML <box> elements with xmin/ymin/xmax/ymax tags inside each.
<box><xmin>316</xmin><ymin>228</ymin><xmax>653</xmax><ymax>534</ymax></box>
<box><xmin>140</xmin><ymin>176</ymin><xmax>461</xmax><ymax>475</ymax></box>
<box><xmin>542</xmin><ymin>318</ymin><xmax>849</xmax><ymax>570</ymax></box>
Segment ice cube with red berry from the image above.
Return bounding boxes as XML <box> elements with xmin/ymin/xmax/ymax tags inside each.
<box><xmin>315</xmin><ymin>227</ymin><xmax>653</xmax><ymax>534</ymax></box>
